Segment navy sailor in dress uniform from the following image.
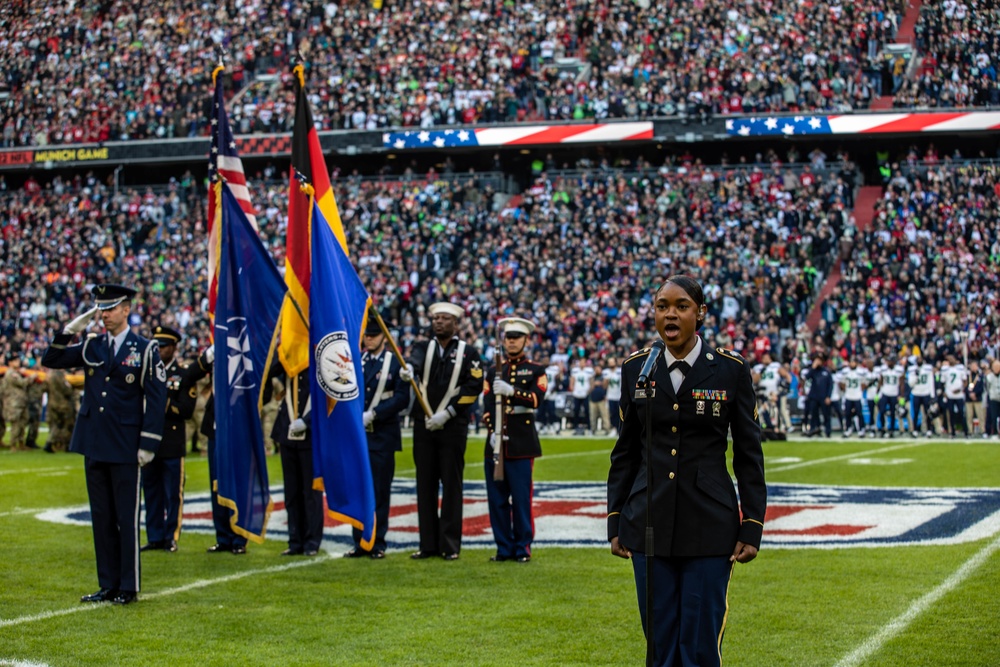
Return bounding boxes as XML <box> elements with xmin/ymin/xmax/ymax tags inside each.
<box><xmin>608</xmin><ymin>275</ymin><xmax>766</xmax><ymax>667</ymax></box>
<box><xmin>42</xmin><ymin>284</ymin><xmax>167</xmax><ymax>605</ymax></box>
<box><xmin>483</xmin><ymin>317</ymin><xmax>548</xmax><ymax>563</ymax></box>
<box><xmin>400</xmin><ymin>301</ymin><xmax>484</xmax><ymax>560</ymax></box>
<box><xmin>140</xmin><ymin>325</ymin><xmax>197</xmax><ymax>553</ymax></box>
<box><xmin>345</xmin><ymin>310</ymin><xmax>409</xmax><ymax>559</ymax></box>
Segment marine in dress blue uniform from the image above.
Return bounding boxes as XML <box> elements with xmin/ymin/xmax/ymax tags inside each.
<box><xmin>140</xmin><ymin>325</ymin><xmax>197</xmax><ymax>553</ymax></box>
<box><xmin>403</xmin><ymin>301</ymin><xmax>484</xmax><ymax>560</ymax></box>
<box><xmin>345</xmin><ymin>312</ymin><xmax>409</xmax><ymax>558</ymax></box>
<box><xmin>42</xmin><ymin>284</ymin><xmax>167</xmax><ymax>605</ymax></box>
<box><xmin>483</xmin><ymin>317</ymin><xmax>547</xmax><ymax>563</ymax></box>
<box><xmin>265</xmin><ymin>362</ymin><xmax>324</xmax><ymax>557</ymax></box>
<box><xmin>608</xmin><ymin>276</ymin><xmax>766</xmax><ymax>667</ymax></box>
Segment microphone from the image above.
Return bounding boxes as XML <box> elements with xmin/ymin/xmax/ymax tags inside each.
<box><xmin>636</xmin><ymin>340</ymin><xmax>665</xmax><ymax>389</ymax></box>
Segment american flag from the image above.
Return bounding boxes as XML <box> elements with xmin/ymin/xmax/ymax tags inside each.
<box><xmin>207</xmin><ymin>67</ymin><xmax>257</xmax><ymax>316</ymax></box>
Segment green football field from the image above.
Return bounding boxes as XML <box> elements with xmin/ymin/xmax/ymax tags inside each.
<box><xmin>2</xmin><ymin>432</ymin><xmax>1000</xmax><ymax>666</ymax></box>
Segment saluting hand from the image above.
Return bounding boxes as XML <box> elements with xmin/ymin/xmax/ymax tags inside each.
<box><xmin>730</xmin><ymin>541</ymin><xmax>758</xmax><ymax>564</ymax></box>
<box><xmin>610</xmin><ymin>536</ymin><xmax>632</xmax><ymax>560</ymax></box>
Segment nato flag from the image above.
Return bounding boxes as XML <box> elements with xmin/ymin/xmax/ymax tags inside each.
<box><xmin>213</xmin><ymin>183</ymin><xmax>286</xmax><ymax>543</ymax></box>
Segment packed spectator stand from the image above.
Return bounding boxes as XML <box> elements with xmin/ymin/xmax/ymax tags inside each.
<box><xmin>0</xmin><ymin>0</ymin><xmax>915</xmax><ymax>147</ymax></box>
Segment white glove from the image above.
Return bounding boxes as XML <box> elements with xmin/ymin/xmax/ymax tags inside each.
<box><xmin>63</xmin><ymin>306</ymin><xmax>99</xmax><ymax>335</ymax></box>
<box><xmin>493</xmin><ymin>379</ymin><xmax>515</xmax><ymax>396</ymax></box>
<box><xmin>138</xmin><ymin>449</ymin><xmax>155</xmax><ymax>466</ymax></box>
<box><xmin>399</xmin><ymin>363</ymin><xmax>414</xmax><ymax>383</ymax></box>
<box><xmin>488</xmin><ymin>433</ymin><xmax>499</xmax><ymax>455</ymax></box>
<box><xmin>425</xmin><ymin>410</ymin><xmax>450</xmax><ymax>431</ymax></box>
<box><xmin>204</xmin><ymin>346</ymin><xmax>215</xmax><ymax>364</ymax></box>
<box><xmin>363</xmin><ymin>410</ymin><xmax>375</xmax><ymax>427</ymax></box>
<box><xmin>289</xmin><ymin>418</ymin><xmax>307</xmax><ymax>436</ymax></box>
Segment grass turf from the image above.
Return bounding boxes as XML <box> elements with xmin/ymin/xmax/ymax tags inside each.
<box><xmin>2</xmin><ymin>434</ymin><xmax>999</xmax><ymax>666</ymax></box>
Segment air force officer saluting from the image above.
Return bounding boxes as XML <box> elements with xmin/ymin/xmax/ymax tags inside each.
<box><xmin>43</xmin><ymin>284</ymin><xmax>167</xmax><ymax>605</ymax></box>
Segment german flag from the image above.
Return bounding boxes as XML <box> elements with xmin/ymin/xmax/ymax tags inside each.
<box><xmin>279</xmin><ymin>64</ymin><xmax>348</xmax><ymax>375</ymax></box>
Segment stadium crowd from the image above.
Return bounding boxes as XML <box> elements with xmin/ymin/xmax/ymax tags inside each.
<box><xmin>2</xmin><ymin>150</ymin><xmax>999</xmax><ymax>442</ymax></box>
<box><xmin>1</xmin><ymin>0</ymin><xmax>909</xmax><ymax>147</ymax></box>
<box><xmin>903</xmin><ymin>0</ymin><xmax>1000</xmax><ymax>109</ymax></box>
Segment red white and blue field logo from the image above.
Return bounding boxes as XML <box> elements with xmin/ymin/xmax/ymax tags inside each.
<box><xmin>36</xmin><ymin>481</ymin><xmax>1000</xmax><ymax>551</ymax></box>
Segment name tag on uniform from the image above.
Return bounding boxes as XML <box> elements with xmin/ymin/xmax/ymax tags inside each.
<box><xmin>634</xmin><ymin>388</ymin><xmax>655</xmax><ymax>399</ymax></box>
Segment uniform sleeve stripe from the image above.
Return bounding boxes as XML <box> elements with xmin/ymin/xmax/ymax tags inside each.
<box><xmin>607</xmin><ymin>512</ymin><xmax>620</xmax><ymax>518</ymax></box>
<box><xmin>742</xmin><ymin>518</ymin><xmax>764</xmax><ymax>527</ymax></box>
<box><xmin>141</xmin><ymin>432</ymin><xmax>163</xmax><ymax>441</ymax></box>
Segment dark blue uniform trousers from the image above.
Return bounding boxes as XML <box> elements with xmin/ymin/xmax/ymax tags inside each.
<box><xmin>484</xmin><ymin>456</ymin><xmax>534</xmax><ymax>559</ymax></box>
<box><xmin>280</xmin><ymin>445</ymin><xmax>324</xmax><ymax>552</ymax></box>
<box><xmin>631</xmin><ymin>554</ymin><xmax>733</xmax><ymax>667</ymax></box>
<box><xmin>85</xmin><ymin>457</ymin><xmax>141</xmax><ymax>592</ymax></box>
<box><xmin>207</xmin><ymin>438</ymin><xmax>246</xmax><ymax>549</ymax></box>
<box><xmin>141</xmin><ymin>456</ymin><xmax>184</xmax><ymax>544</ymax></box>
<box><xmin>353</xmin><ymin>449</ymin><xmax>395</xmax><ymax>552</ymax></box>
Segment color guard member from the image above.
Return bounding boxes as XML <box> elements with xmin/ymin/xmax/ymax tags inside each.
<box><xmin>483</xmin><ymin>317</ymin><xmax>547</xmax><ymax>563</ymax></box>
<box><xmin>43</xmin><ymin>284</ymin><xmax>166</xmax><ymax>605</ymax></box>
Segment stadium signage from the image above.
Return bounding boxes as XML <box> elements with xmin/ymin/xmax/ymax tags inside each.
<box><xmin>35</xmin><ymin>481</ymin><xmax>1000</xmax><ymax>551</ymax></box>
<box><xmin>34</xmin><ymin>147</ymin><xmax>109</xmax><ymax>163</ymax></box>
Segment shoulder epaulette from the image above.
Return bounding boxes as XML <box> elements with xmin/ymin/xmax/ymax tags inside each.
<box><xmin>716</xmin><ymin>347</ymin><xmax>745</xmax><ymax>365</ymax></box>
<box><xmin>623</xmin><ymin>348</ymin><xmax>651</xmax><ymax>366</ymax></box>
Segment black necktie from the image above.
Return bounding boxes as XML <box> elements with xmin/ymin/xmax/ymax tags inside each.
<box><xmin>668</xmin><ymin>360</ymin><xmax>690</xmax><ymax>375</ymax></box>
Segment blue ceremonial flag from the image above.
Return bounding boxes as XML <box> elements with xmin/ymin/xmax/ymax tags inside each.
<box><xmin>308</xmin><ymin>197</ymin><xmax>376</xmax><ymax>550</ymax></box>
<box><xmin>213</xmin><ymin>183</ymin><xmax>286</xmax><ymax>543</ymax></box>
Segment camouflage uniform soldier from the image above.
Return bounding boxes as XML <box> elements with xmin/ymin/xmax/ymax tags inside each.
<box><xmin>45</xmin><ymin>368</ymin><xmax>76</xmax><ymax>453</ymax></box>
<box><xmin>187</xmin><ymin>375</ymin><xmax>211</xmax><ymax>454</ymax></box>
<box><xmin>1</xmin><ymin>356</ymin><xmax>29</xmax><ymax>451</ymax></box>
<box><xmin>261</xmin><ymin>376</ymin><xmax>283</xmax><ymax>456</ymax></box>
<box><xmin>25</xmin><ymin>375</ymin><xmax>45</xmax><ymax>449</ymax></box>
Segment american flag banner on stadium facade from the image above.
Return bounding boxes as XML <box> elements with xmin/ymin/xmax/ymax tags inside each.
<box><xmin>207</xmin><ymin>65</ymin><xmax>258</xmax><ymax>317</ymax></box>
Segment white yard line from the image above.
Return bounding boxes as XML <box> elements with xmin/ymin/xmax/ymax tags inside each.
<box><xmin>767</xmin><ymin>441</ymin><xmax>932</xmax><ymax>473</ymax></box>
<box><xmin>0</xmin><ymin>659</ymin><xmax>53</xmax><ymax>667</ymax></box>
<box><xmin>0</xmin><ymin>554</ymin><xmax>333</xmax><ymax>628</ymax></box>
<box><xmin>833</xmin><ymin>531</ymin><xmax>1000</xmax><ymax>667</ymax></box>
<box><xmin>0</xmin><ymin>466</ymin><xmax>74</xmax><ymax>476</ymax></box>
<box><xmin>0</xmin><ymin>508</ymin><xmax>66</xmax><ymax>519</ymax></box>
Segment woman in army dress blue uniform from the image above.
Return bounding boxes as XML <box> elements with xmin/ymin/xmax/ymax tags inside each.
<box><xmin>607</xmin><ymin>275</ymin><xmax>766</xmax><ymax>667</ymax></box>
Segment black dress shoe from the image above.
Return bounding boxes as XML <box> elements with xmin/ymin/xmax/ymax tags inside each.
<box><xmin>410</xmin><ymin>550</ymin><xmax>435</xmax><ymax>560</ymax></box>
<box><xmin>81</xmin><ymin>588</ymin><xmax>116</xmax><ymax>603</ymax></box>
<box><xmin>164</xmin><ymin>540</ymin><xmax>178</xmax><ymax>552</ymax></box>
<box><xmin>281</xmin><ymin>548</ymin><xmax>303</xmax><ymax>556</ymax></box>
<box><xmin>344</xmin><ymin>548</ymin><xmax>368</xmax><ymax>558</ymax></box>
<box><xmin>515</xmin><ymin>555</ymin><xmax>531</xmax><ymax>563</ymax></box>
<box><xmin>230</xmin><ymin>545</ymin><xmax>247</xmax><ymax>555</ymax></box>
<box><xmin>304</xmin><ymin>549</ymin><xmax>319</xmax><ymax>557</ymax></box>
<box><xmin>43</xmin><ymin>445</ymin><xmax>54</xmax><ymax>453</ymax></box>
<box><xmin>489</xmin><ymin>555</ymin><xmax>510</xmax><ymax>562</ymax></box>
<box><xmin>111</xmin><ymin>591</ymin><xmax>137</xmax><ymax>605</ymax></box>
<box><xmin>442</xmin><ymin>552</ymin><xmax>460</xmax><ymax>561</ymax></box>
<box><xmin>370</xmin><ymin>550</ymin><xmax>385</xmax><ymax>559</ymax></box>
<box><xmin>140</xmin><ymin>541</ymin><xmax>164</xmax><ymax>552</ymax></box>
<box><xmin>206</xmin><ymin>543</ymin><xmax>230</xmax><ymax>553</ymax></box>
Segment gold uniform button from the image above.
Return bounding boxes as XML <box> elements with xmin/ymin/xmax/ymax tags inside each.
<box><xmin>101</xmin><ymin>392</ymin><xmax>107</xmax><ymax>397</ymax></box>
<box><xmin>105</xmin><ymin>377</ymin><xmax>110</xmax><ymax>382</ymax></box>
<box><xmin>671</xmin><ymin>426</ymin><xmax>677</xmax><ymax>433</ymax></box>
<box><xmin>671</xmin><ymin>449</ymin><xmax>677</xmax><ymax>456</ymax></box>
<box><xmin>99</xmin><ymin>407</ymin><xmax>104</xmax><ymax>412</ymax></box>
<box><xmin>673</xmin><ymin>403</ymin><xmax>679</xmax><ymax>410</ymax></box>
<box><xmin>668</xmin><ymin>472</ymin><xmax>675</xmax><ymax>479</ymax></box>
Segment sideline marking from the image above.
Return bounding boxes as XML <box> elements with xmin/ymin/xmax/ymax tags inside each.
<box><xmin>833</xmin><ymin>531</ymin><xmax>1000</xmax><ymax>667</ymax></box>
<box><xmin>0</xmin><ymin>555</ymin><xmax>333</xmax><ymax>628</ymax></box>
<box><xmin>0</xmin><ymin>508</ymin><xmax>65</xmax><ymax>519</ymax></box>
<box><xmin>0</xmin><ymin>466</ymin><xmax>74</xmax><ymax>477</ymax></box>
<box><xmin>768</xmin><ymin>441</ymin><xmax>931</xmax><ymax>473</ymax></box>
<box><xmin>0</xmin><ymin>659</ymin><xmax>52</xmax><ymax>666</ymax></box>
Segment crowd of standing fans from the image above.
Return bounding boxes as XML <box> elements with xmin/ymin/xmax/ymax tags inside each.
<box><xmin>0</xmin><ymin>0</ymin><xmax>920</xmax><ymax>147</ymax></box>
<box><xmin>1</xmin><ymin>149</ymin><xmax>999</xmax><ymax>444</ymax></box>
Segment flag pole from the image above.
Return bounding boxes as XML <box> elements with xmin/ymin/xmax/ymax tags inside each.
<box><xmin>370</xmin><ymin>308</ymin><xmax>433</xmax><ymax>417</ymax></box>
